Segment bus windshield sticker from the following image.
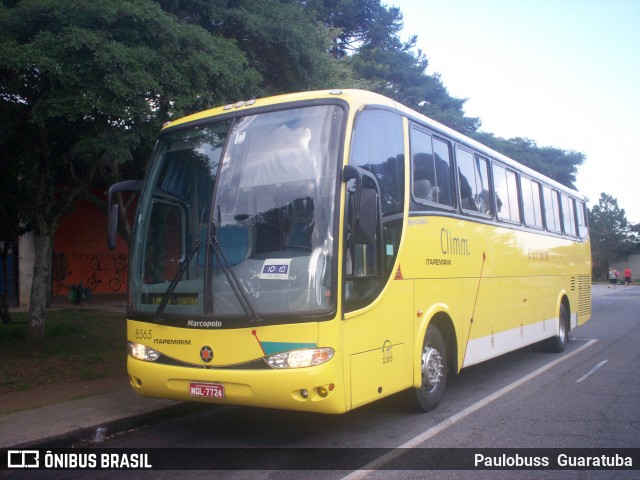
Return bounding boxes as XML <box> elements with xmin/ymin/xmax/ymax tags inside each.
<box><xmin>234</xmin><ymin>131</ymin><xmax>246</xmax><ymax>144</ymax></box>
<box><xmin>259</xmin><ymin>259</ymin><xmax>292</xmax><ymax>280</ymax></box>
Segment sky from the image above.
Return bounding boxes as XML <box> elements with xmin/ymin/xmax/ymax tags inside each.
<box><xmin>389</xmin><ymin>0</ymin><xmax>640</xmax><ymax>223</ymax></box>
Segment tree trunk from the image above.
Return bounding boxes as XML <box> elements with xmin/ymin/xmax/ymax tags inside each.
<box><xmin>0</xmin><ymin>302</ymin><xmax>10</xmax><ymax>324</ymax></box>
<box><xmin>27</xmin><ymin>230</ymin><xmax>53</xmax><ymax>344</ymax></box>
<box><xmin>1</xmin><ymin>248</ymin><xmax>12</xmax><ymax>324</ymax></box>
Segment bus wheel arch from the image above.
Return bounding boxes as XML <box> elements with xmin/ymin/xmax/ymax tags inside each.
<box><xmin>413</xmin><ymin>313</ymin><xmax>457</xmax><ymax>412</ymax></box>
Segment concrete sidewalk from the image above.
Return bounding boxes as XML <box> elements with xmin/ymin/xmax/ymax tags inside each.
<box><xmin>0</xmin><ymin>388</ymin><xmax>187</xmax><ymax>448</ymax></box>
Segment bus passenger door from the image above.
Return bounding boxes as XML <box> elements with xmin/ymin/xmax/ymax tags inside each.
<box><xmin>342</xmin><ymin>166</ymin><xmax>412</xmax><ymax>408</ymax></box>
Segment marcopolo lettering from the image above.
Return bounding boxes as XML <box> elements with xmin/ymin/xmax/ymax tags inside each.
<box><xmin>187</xmin><ymin>320</ymin><xmax>222</xmax><ymax>328</ymax></box>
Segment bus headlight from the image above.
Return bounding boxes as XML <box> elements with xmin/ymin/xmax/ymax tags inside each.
<box><xmin>128</xmin><ymin>341</ymin><xmax>161</xmax><ymax>362</ymax></box>
<box><xmin>266</xmin><ymin>348</ymin><xmax>334</xmax><ymax>369</ymax></box>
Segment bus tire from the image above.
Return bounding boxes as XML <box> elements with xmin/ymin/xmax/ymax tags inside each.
<box><xmin>413</xmin><ymin>324</ymin><xmax>447</xmax><ymax>412</ymax></box>
<box><xmin>548</xmin><ymin>303</ymin><xmax>569</xmax><ymax>353</ymax></box>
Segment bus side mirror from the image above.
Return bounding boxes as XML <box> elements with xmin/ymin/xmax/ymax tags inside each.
<box><xmin>343</xmin><ymin>165</ymin><xmax>379</xmax><ymax>245</ymax></box>
<box><xmin>107</xmin><ymin>180</ymin><xmax>141</xmax><ymax>250</ymax></box>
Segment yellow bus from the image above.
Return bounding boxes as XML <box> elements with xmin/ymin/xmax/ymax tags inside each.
<box><xmin>108</xmin><ymin>89</ymin><xmax>591</xmax><ymax>414</ymax></box>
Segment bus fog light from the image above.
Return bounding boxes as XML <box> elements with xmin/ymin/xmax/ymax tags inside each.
<box><xmin>266</xmin><ymin>348</ymin><xmax>334</xmax><ymax>368</ymax></box>
<box><xmin>300</xmin><ymin>389</ymin><xmax>308</xmax><ymax>399</ymax></box>
<box><xmin>317</xmin><ymin>386</ymin><xmax>328</xmax><ymax>397</ymax></box>
<box><xmin>128</xmin><ymin>341</ymin><xmax>160</xmax><ymax>362</ymax></box>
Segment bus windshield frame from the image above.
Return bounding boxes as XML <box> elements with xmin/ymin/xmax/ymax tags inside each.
<box><xmin>128</xmin><ymin>103</ymin><xmax>346</xmax><ymax>326</ymax></box>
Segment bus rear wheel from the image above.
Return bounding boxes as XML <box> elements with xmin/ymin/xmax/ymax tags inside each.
<box><xmin>547</xmin><ymin>303</ymin><xmax>569</xmax><ymax>353</ymax></box>
<box><xmin>414</xmin><ymin>324</ymin><xmax>447</xmax><ymax>412</ymax></box>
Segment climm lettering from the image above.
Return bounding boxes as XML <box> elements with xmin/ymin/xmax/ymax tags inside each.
<box><xmin>440</xmin><ymin>228</ymin><xmax>470</xmax><ymax>256</ymax></box>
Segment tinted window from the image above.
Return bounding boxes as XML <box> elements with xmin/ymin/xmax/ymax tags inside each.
<box><xmin>457</xmin><ymin>147</ymin><xmax>492</xmax><ymax>215</ymax></box>
<box><xmin>411</xmin><ymin>128</ymin><xmax>454</xmax><ymax>207</ymax></box>
<box><xmin>351</xmin><ymin>110</ymin><xmax>404</xmax><ymax>214</ymax></box>
<box><xmin>543</xmin><ymin>185</ymin><xmax>562</xmax><ymax>233</ymax></box>
<box><xmin>493</xmin><ymin>163</ymin><xmax>521</xmax><ymax>223</ymax></box>
<box><xmin>577</xmin><ymin>201</ymin><xmax>588</xmax><ymax>238</ymax></box>
<box><xmin>521</xmin><ymin>176</ymin><xmax>544</xmax><ymax>229</ymax></box>
<box><xmin>561</xmin><ymin>194</ymin><xmax>577</xmax><ymax>236</ymax></box>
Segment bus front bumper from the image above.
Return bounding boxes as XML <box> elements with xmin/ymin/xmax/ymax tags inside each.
<box><xmin>127</xmin><ymin>353</ymin><xmax>347</xmax><ymax>414</ymax></box>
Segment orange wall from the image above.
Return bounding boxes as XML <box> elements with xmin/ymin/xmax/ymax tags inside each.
<box><xmin>52</xmin><ymin>189</ymin><xmax>131</xmax><ymax>296</ymax></box>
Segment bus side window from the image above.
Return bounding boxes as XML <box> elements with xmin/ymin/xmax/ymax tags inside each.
<box><xmin>411</xmin><ymin>128</ymin><xmax>454</xmax><ymax>208</ymax></box>
<box><xmin>456</xmin><ymin>148</ymin><xmax>492</xmax><ymax>216</ymax></box>
<box><xmin>542</xmin><ymin>185</ymin><xmax>562</xmax><ymax>233</ymax></box>
<box><xmin>561</xmin><ymin>193</ymin><xmax>577</xmax><ymax>237</ymax></box>
<box><xmin>433</xmin><ymin>139</ymin><xmax>454</xmax><ymax>206</ymax></box>
<box><xmin>576</xmin><ymin>200</ymin><xmax>589</xmax><ymax>239</ymax></box>
<box><xmin>521</xmin><ymin>176</ymin><xmax>544</xmax><ymax>229</ymax></box>
<box><xmin>493</xmin><ymin>163</ymin><xmax>521</xmax><ymax>223</ymax></box>
<box><xmin>350</xmin><ymin>110</ymin><xmax>404</xmax><ymax>215</ymax></box>
<box><xmin>456</xmin><ymin>147</ymin><xmax>476</xmax><ymax>211</ymax></box>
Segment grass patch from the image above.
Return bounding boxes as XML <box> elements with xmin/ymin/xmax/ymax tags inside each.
<box><xmin>0</xmin><ymin>310</ymin><xmax>127</xmax><ymax>394</ymax></box>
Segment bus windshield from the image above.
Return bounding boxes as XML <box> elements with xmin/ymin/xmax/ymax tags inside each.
<box><xmin>129</xmin><ymin>104</ymin><xmax>344</xmax><ymax>322</ymax></box>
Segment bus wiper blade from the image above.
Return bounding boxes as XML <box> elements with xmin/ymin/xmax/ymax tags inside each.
<box><xmin>210</xmin><ymin>235</ymin><xmax>261</xmax><ymax>322</ymax></box>
<box><xmin>154</xmin><ymin>239</ymin><xmax>201</xmax><ymax>322</ymax></box>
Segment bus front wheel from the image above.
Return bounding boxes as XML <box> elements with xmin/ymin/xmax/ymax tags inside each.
<box><xmin>547</xmin><ymin>303</ymin><xmax>569</xmax><ymax>353</ymax></box>
<box><xmin>414</xmin><ymin>324</ymin><xmax>447</xmax><ymax>412</ymax></box>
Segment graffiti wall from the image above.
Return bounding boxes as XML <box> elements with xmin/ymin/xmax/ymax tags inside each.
<box><xmin>52</xmin><ymin>189</ymin><xmax>131</xmax><ymax>296</ymax></box>
<box><xmin>52</xmin><ymin>252</ymin><xmax>128</xmax><ymax>295</ymax></box>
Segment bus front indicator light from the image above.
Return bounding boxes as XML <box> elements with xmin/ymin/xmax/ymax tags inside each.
<box><xmin>128</xmin><ymin>341</ymin><xmax>160</xmax><ymax>362</ymax></box>
<box><xmin>266</xmin><ymin>348</ymin><xmax>334</xmax><ymax>368</ymax></box>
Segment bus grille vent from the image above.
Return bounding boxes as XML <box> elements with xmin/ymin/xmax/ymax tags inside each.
<box><xmin>577</xmin><ymin>274</ymin><xmax>592</xmax><ymax>318</ymax></box>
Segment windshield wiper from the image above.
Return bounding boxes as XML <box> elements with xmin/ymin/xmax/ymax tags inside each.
<box><xmin>210</xmin><ymin>228</ymin><xmax>261</xmax><ymax>322</ymax></box>
<box><xmin>154</xmin><ymin>239</ymin><xmax>201</xmax><ymax>321</ymax></box>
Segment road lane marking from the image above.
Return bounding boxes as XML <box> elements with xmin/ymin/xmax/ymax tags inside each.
<box><xmin>576</xmin><ymin>359</ymin><xmax>608</xmax><ymax>383</ymax></box>
<box><xmin>341</xmin><ymin>339</ymin><xmax>598</xmax><ymax>479</ymax></box>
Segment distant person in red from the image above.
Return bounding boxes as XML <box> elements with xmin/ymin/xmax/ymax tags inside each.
<box><xmin>624</xmin><ymin>266</ymin><xmax>632</xmax><ymax>287</ymax></box>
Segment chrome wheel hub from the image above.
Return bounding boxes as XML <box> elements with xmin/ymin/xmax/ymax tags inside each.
<box><xmin>421</xmin><ymin>346</ymin><xmax>444</xmax><ymax>391</ymax></box>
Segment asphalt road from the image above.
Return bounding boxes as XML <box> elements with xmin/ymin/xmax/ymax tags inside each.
<box><xmin>8</xmin><ymin>285</ymin><xmax>640</xmax><ymax>479</ymax></box>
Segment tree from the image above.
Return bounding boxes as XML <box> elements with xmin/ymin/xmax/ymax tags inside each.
<box><xmin>0</xmin><ymin>0</ymin><xmax>260</xmax><ymax>343</ymax></box>
<box><xmin>589</xmin><ymin>193</ymin><xmax>638</xmax><ymax>280</ymax></box>
<box><xmin>305</xmin><ymin>0</ymin><xmax>480</xmax><ymax>132</ymax></box>
<box><xmin>155</xmin><ymin>0</ymin><xmax>335</xmax><ymax>95</ymax></box>
<box><xmin>0</xmin><ymin>155</ymin><xmax>29</xmax><ymax>324</ymax></box>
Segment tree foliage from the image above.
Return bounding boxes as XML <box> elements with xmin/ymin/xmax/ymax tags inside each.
<box><xmin>589</xmin><ymin>193</ymin><xmax>638</xmax><ymax>279</ymax></box>
<box><xmin>305</xmin><ymin>0</ymin><xmax>481</xmax><ymax>133</ymax></box>
<box><xmin>155</xmin><ymin>0</ymin><xmax>335</xmax><ymax>95</ymax></box>
<box><xmin>0</xmin><ymin>0</ymin><xmax>259</xmax><ymax>342</ymax></box>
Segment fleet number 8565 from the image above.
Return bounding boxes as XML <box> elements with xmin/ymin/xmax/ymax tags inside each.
<box><xmin>135</xmin><ymin>329</ymin><xmax>152</xmax><ymax>340</ymax></box>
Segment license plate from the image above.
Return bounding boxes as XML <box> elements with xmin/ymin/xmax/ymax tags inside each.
<box><xmin>189</xmin><ymin>382</ymin><xmax>224</xmax><ymax>399</ymax></box>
